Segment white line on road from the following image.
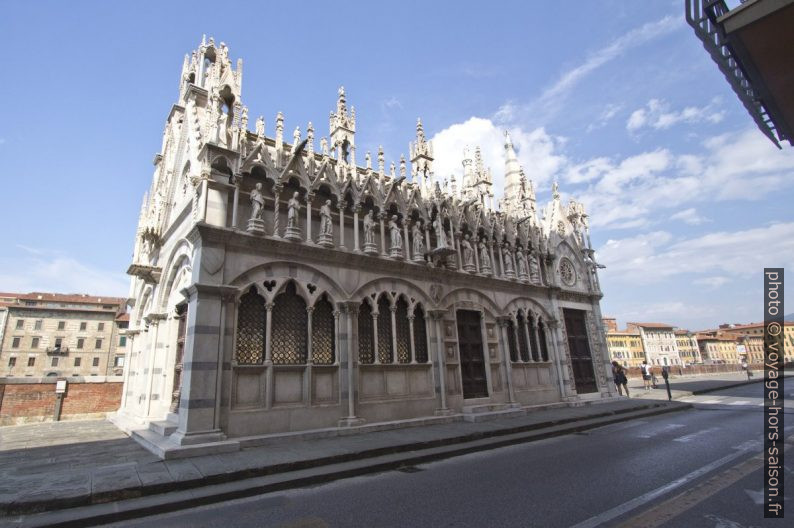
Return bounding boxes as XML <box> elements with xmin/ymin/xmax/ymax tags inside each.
<box><xmin>673</xmin><ymin>427</ymin><xmax>721</xmax><ymax>443</ymax></box>
<box><xmin>699</xmin><ymin>399</ymin><xmax>724</xmax><ymax>404</ymax></box>
<box><xmin>568</xmin><ymin>447</ymin><xmax>757</xmax><ymax>528</ymax></box>
<box><xmin>636</xmin><ymin>424</ymin><xmax>685</xmax><ymax>439</ymax></box>
<box><xmin>728</xmin><ymin>400</ymin><xmax>751</xmax><ymax>406</ymax></box>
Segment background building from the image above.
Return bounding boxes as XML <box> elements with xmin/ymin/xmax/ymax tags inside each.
<box><xmin>627</xmin><ymin>322</ymin><xmax>683</xmax><ymax>367</ymax></box>
<box><xmin>695</xmin><ymin>332</ymin><xmax>740</xmax><ymax>364</ymax></box>
<box><xmin>0</xmin><ymin>292</ymin><xmax>126</xmax><ymax>378</ymax></box>
<box><xmin>675</xmin><ymin>330</ymin><xmax>702</xmax><ymax>366</ymax></box>
<box><xmin>716</xmin><ymin>322</ymin><xmax>794</xmax><ymax>363</ymax></box>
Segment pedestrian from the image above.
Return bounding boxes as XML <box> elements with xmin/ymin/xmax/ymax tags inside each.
<box><xmin>651</xmin><ymin>372</ymin><xmax>659</xmax><ymax>389</ymax></box>
<box><xmin>612</xmin><ymin>361</ymin><xmax>630</xmax><ymax>397</ymax></box>
<box><xmin>640</xmin><ymin>361</ymin><xmax>652</xmax><ymax>391</ymax></box>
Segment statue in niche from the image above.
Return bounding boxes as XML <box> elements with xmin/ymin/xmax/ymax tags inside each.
<box><xmin>529</xmin><ymin>252</ymin><xmax>541</xmax><ymax>284</ymax></box>
<box><xmin>516</xmin><ymin>247</ymin><xmax>529</xmax><ymax>281</ymax></box>
<box><xmin>502</xmin><ymin>242</ymin><xmax>515</xmax><ymax>277</ymax></box>
<box><xmin>287</xmin><ymin>192</ymin><xmax>300</xmax><ymax>230</ymax></box>
<box><xmin>434</xmin><ymin>216</ymin><xmax>448</xmax><ymax>249</ymax></box>
<box><xmin>255</xmin><ymin>116</ymin><xmax>265</xmax><ymax>137</ymax></box>
<box><xmin>216</xmin><ymin>103</ymin><xmax>228</xmax><ymax>147</ymax></box>
<box><xmin>364</xmin><ymin>210</ymin><xmax>376</xmax><ymax>245</ymax></box>
<box><xmin>479</xmin><ymin>239</ymin><xmax>492</xmax><ymax>272</ymax></box>
<box><xmin>319</xmin><ymin>200</ymin><xmax>333</xmax><ymax>236</ymax></box>
<box><xmin>412</xmin><ymin>220</ymin><xmax>425</xmax><ymax>260</ymax></box>
<box><xmin>461</xmin><ymin>234</ymin><xmax>475</xmax><ymax>272</ymax></box>
<box><xmin>389</xmin><ymin>215</ymin><xmax>402</xmax><ymax>248</ymax></box>
<box><xmin>292</xmin><ymin>127</ymin><xmax>301</xmax><ymax>153</ymax></box>
<box><xmin>250</xmin><ymin>182</ymin><xmax>264</xmax><ymax>220</ymax></box>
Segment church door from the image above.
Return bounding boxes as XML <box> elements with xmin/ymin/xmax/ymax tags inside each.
<box><xmin>456</xmin><ymin>310</ymin><xmax>488</xmax><ymax>399</ymax></box>
<box><xmin>563</xmin><ymin>308</ymin><xmax>598</xmax><ymax>394</ymax></box>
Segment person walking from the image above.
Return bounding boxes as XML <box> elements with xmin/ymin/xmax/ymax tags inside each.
<box><xmin>640</xmin><ymin>361</ymin><xmax>652</xmax><ymax>391</ymax></box>
<box><xmin>612</xmin><ymin>361</ymin><xmax>630</xmax><ymax>397</ymax></box>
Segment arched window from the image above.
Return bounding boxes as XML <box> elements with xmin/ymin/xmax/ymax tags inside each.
<box><xmin>271</xmin><ymin>282</ymin><xmax>307</xmax><ymax>364</ymax></box>
<box><xmin>413</xmin><ymin>305</ymin><xmax>429</xmax><ymax>363</ymax></box>
<box><xmin>235</xmin><ymin>286</ymin><xmax>265</xmax><ymax>364</ymax></box>
<box><xmin>506</xmin><ymin>318</ymin><xmax>519</xmax><ymax>362</ymax></box>
<box><xmin>529</xmin><ymin>315</ymin><xmax>541</xmax><ymax>362</ymax></box>
<box><xmin>377</xmin><ymin>295</ymin><xmax>393</xmax><ymax>363</ymax></box>
<box><xmin>538</xmin><ymin>320</ymin><xmax>550</xmax><ymax>362</ymax></box>
<box><xmin>312</xmin><ymin>295</ymin><xmax>335</xmax><ymax>365</ymax></box>
<box><xmin>395</xmin><ymin>297</ymin><xmax>411</xmax><ymax>363</ymax></box>
<box><xmin>358</xmin><ymin>301</ymin><xmax>374</xmax><ymax>364</ymax></box>
<box><xmin>516</xmin><ymin>311</ymin><xmax>530</xmax><ymax>362</ymax></box>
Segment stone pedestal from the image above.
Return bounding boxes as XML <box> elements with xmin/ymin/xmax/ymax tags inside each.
<box><xmin>246</xmin><ymin>218</ymin><xmax>266</xmax><ymax>235</ymax></box>
<box><xmin>480</xmin><ymin>265</ymin><xmax>492</xmax><ymax>276</ymax></box>
<box><xmin>504</xmin><ymin>270</ymin><xmax>516</xmax><ymax>280</ymax></box>
<box><xmin>412</xmin><ymin>252</ymin><xmax>426</xmax><ymax>263</ymax></box>
<box><xmin>518</xmin><ymin>271</ymin><xmax>529</xmax><ymax>282</ymax></box>
<box><xmin>284</xmin><ymin>226</ymin><xmax>302</xmax><ymax>242</ymax></box>
<box><xmin>390</xmin><ymin>245</ymin><xmax>403</xmax><ymax>259</ymax></box>
<box><xmin>317</xmin><ymin>233</ymin><xmax>334</xmax><ymax>248</ymax></box>
<box><xmin>463</xmin><ymin>263</ymin><xmax>476</xmax><ymax>273</ymax></box>
<box><xmin>363</xmin><ymin>242</ymin><xmax>379</xmax><ymax>255</ymax></box>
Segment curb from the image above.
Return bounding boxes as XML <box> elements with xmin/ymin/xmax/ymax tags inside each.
<box><xmin>689</xmin><ymin>376</ymin><xmax>766</xmax><ymax>395</ymax></box>
<box><xmin>3</xmin><ymin>402</ymin><xmax>689</xmax><ymax>524</ymax></box>
<box><xmin>7</xmin><ymin>402</ymin><xmax>690</xmax><ymax>528</ymax></box>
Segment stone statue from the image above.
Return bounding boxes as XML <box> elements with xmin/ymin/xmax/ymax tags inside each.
<box><xmin>502</xmin><ymin>242</ymin><xmax>515</xmax><ymax>278</ymax></box>
<box><xmin>434</xmin><ymin>216</ymin><xmax>448</xmax><ymax>249</ymax></box>
<box><xmin>516</xmin><ymin>247</ymin><xmax>529</xmax><ymax>281</ymax></box>
<box><xmin>319</xmin><ymin>200</ymin><xmax>333</xmax><ymax>235</ymax></box>
<box><xmin>321</xmin><ymin>137</ymin><xmax>329</xmax><ymax>156</ymax></box>
<box><xmin>283</xmin><ymin>191</ymin><xmax>302</xmax><ymax>241</ymax></box>
<box><xmin>461</xmin><ymin>234</ymin><xmax>475</xmax><ymax>272</ymax></box>
<box><xmin>363</xmin><ymin>210</ymin><xmax>378</xmax><ymax>254</ymax></box>
<box><xmin>216</xmin><ymin>105</ymin><xmax>228</xmax><ymax>147</ymax></box>
<box><xmin>389</xmin><ymin>216</ymin><xmax>401</xmax><ymax>247</ymax></box>
<box><xmin>292</xmin><ymin>127</ymin><xmax>301</xmax><ymax>152</ymax></box>
<box><xmin>412</xmin><ymin>220</ymin><xmax>425</xmax><ymax>261</ymax></box>
<box><xmin>255</xmin><ymin>116</ymin><xmax>265</xmax><ymax>137</ymax></box>
<box><xmin>479</xmin><ymin>239</ymin><xmax>492</xmax><ymax>273</ymax></box>
<box><xmin>250</xmin><ymin>183</ymin><xmax>264</xmax><ymax>220</ymax></box>
<box><xmin>529</xmin><ymin>252</ymin><xmax>541</xmax><ymax>284</ymax></box>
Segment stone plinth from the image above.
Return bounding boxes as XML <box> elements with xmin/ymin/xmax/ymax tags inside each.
<box><xmin>363</xmin><ymin>242</ymin><xmax>379</xmax><ymax>255</ymax></box>
<box><xmin>317</xmin><ymin>233</ymin><xmax>334</xmax><ymax>248</ymax></box>
<box><xmin>389</xmin><ymin>246</ymin><xmax>403</xmax><ymax>259</ymax></box>
<box><xmin>284</xmin><ymin>226</ymin><xmax>302</xmax><ymax>242</ymax></box>
<box><xmin>246</xmin><ymin>218</ymin><xmax>266</xmax><ymax>235</ymax></box>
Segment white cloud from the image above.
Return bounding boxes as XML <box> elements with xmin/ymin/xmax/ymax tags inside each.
<box><xmin>497</xmin><ymin>15</ymin><xmax>681</xmax><ymax>126</ymax></box>
<box><xmin>382</xmin><ymin>97</ymin><xmax>402</xmax><ymax>110</ymax></box>
<box><xmin>597</xmin><ymin>222</ymin><xmax>794</xmax><ymax>285</ymax></box>
<box><xmin>429</xmin><ymin>117</ymin><xmax>566</xmax><ymax>201</ymax></box>
<box><xmin>0</xmin><ymin>247</ymin><xmax>128</xmax><ymax>296</ymax></box>
<box><xmin>586</xmin><ymin>104</ymin><xmax>623</xmax><ymax>132</ymax></box>
<box><xmin>626</xmin><ymin>98</ymin><xmax>725</xmax><ymax>134</ymax></box>
<box><xmin>693</xmin><ymin>276</ymin><xmax>730</xmax><ymax>288</ymax></box>
<box><xmin>670</xmin><ymin>208</ymin><xmax>709</xmax><ymax>225</ymax></box>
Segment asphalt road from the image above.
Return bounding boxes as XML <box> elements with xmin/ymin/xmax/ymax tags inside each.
<box><xmin>108</xmin><ymin>383</ymin><xmax>794</xmax><ymax>528</ymax></box>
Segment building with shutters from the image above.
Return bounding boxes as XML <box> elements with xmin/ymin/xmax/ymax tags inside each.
<box><xmin>112</xmin><ymin>37</ymin><xmax>615</xmax><ymax>458</ymax></box>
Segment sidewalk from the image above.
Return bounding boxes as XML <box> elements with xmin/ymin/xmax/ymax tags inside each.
<box><xmin>624</xmin><ymin>370</ymin><xmax>768</xmax><ymax>400</ymax></box>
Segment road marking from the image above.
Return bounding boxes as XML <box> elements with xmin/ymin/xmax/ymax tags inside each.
<box><xmin>699</xmin><ymin>399</ymin><xmax>724</xmax><ymax>404</ymax></box>
<box><xmin>728</xmin><ymin>400</ymin><xmax>751</xmax><ymax>406</ymax></box>
<box><xmin>732</xmin><ymin>440</ymin><xmax>762</xmax><ymax>451</ymax></box>
<box><xmin>636</xmin><ymin>424</ymin><xmax>685</xmax><ymax>439</ymax></box>
<box><xmin>673</xmin><ymin>427</ymin><xmax>721</xmax><ymax>443</ymax></box>
<box><xmin>744</xmin><ymin>488</ymin><xmax>765</xmax><ymax>505</ymax></box>
<box><xmin>590</xmin><ymin>420</ymin><xmax>648</xmax><ymax>433</ymax></box>
<box><xmin>568</xmin><ymin>448</ymin><xmax>756</xmax><ymax>528</ymax></box>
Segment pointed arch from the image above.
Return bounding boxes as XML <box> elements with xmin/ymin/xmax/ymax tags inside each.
<box><xmin>271</xmin><ymin>281</ymin><xmax>308</xmax><ymax>364</ymax></box>
<box><xmin>235</xmin><ymin>286</ymin><xmax>266</xmax><ymax>364</ymax></box>
<box><xmin>311</xmin><ymin>293</ymin><xmax>335</xmax><ymax>365</ymax></box>
<box><xmin>516</xmin><ymin>310</ymin><xmax>530</xmax><ymax>362</ymax></box>
<box><xmin>376</xmin><ymin>293</ymin><xmax>393</xmax><ymax>363</ymax></box>
<box><xmin>413</xmin><ymin>303</ymin><xmax>429</xmax><ymax>363</ymax></box>
<box><xmin>395</xmin><ymin>295</ymin><xmax>411</xmax><ymax>363</ymax></box>
<box><xmin>358</xmin><ymin>301</ymin><xmax>375</xmax><ymax>364</ymax></box>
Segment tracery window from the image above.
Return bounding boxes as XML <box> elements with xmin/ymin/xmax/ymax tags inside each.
<box><xmin>358</xmin><ymin>301</ymin><xmax>374</xmax><ymax>364</ymax></box>
<box><xmin>413</xmin><ymin>305</ymin><xmax>428</xmax><ymax>363</ymax></box>
<box><xmin>377</xmin><ymin>295</ymin><xmax>393</xmax><ymax>363</ymax></box>
<box><xmin>506</xmin><ymin>318</ymin><xmax>519</xmax><ymax>362</ymax></box>
<box><xmin>516</xmin><ymin>310</ymin><xmax>530</xmax><ymax>362</ymax></box>
<box><xmin>529</xmin><ymin>316</ymin><xmax>541</xmax><ymax>362</ymax></box>
<box><xmin>235</xmin><ymin>286</ymin><xmax>265</xmax><ymax>364</ymax></box>
<box><xmin>312</xmin><ymin>294</ymin><xmax>335</xmax><ymax>365</ymax></box>
<box><xmin>271</xmin><ymin>282</ymin><xmax>307</xmax><ymax>364</ymax></box>
<box><xmin>395</xmin><ymin>297</ymin><xmax>411</xmax><ymax>363</ymax></box>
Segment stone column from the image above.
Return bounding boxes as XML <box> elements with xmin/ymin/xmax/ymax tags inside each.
<box><xmin>305</xmin><ymin>193</ymin><xmax>314</xmax><ymax>243</ymax></box>
<box><xmin>379</xmin><ymin>213</ymin><xmax>387</xmax><ymax>256</ymax></box>
<box><xmin>404</xmin><ymin>221</ymin><xmax>411</xmax><ymax>261</ymax></box>
<box><xmin>547</xmin><ymin>319</ymin><xmax>568</xmax><ymax>400</ymax></box>
<box><xmin>474</xmin><ymin>240</ymin><xmax>481</xmax><ymax>274</ymax></box>
<box><xmin>497</xmin><ymin>318</ymin><xmax>516</xmax><ymax>404</ymax></box>
<box><xmin>338</xmin><ymin>201</ymin><xmax>346</xmax><ymax>249</ymax></box>
<box><xmin>337</xmin><ymin>301</ymin><xmax>364</xmax><ymax>426</ymax></box>
<box><xmin>424</xmin><ymin>226</ymin><xmax>432</xmax><ymax>257</ymax></box>
<box><xmin>304</xmin><ymin>306</ymin><xmax>314</xmax><ymax>404</ymax></box>
<box><xmin>119</xmin><ymin>330</ymin><xmax>139</xmax><ymax>411</ymax></box>
<box><xmin>532</xmin><ymin>314</ymin><xmax>542</xmax><ymax>362</ymax></box>
<box><xmin>170</xmin><ymin>284</ymin><xmax>237</xmax><ymax>446</ymax></box>
<box><xmin>489</xmin><ymin>242</ymin><xmax>497</xmax><ymax>277</ymax></box>
<box><xmin>497</xmin><ymin>242</ymin><xmax>505</xmax><ymax>278</ymax></box>
<box><xmin>390</xmin><ymin>305</ymin><xmax>398</xmax><ymax>364</ymax></box>
<box><xmin>272</xmin><ymin>186</ymin><xmax>282</xmax><ymax>237</ymax></box>
<box><xmin>353</xmin><ymin>205</ymin><xmax>361</xmax><ymax>252</ymax></box>
<box><xmin>230</xmin><ymin>174</ymin><xmax>241</xmax><ymax>229</ymax></box>
<box><xmin>143</xmin><ymin>313</ymin><xmax>167</xmax><ymax>417</ymax></box>
<box><xmin>511</xmin><ymin>314</ymin><xmax>523</xmax><ymax>363</ymax></box>
<box><xmin>428</xmin><ymin>310</ymin><xmax>450</xmax><ymax>414</ymax></box>
<box><xmin>455</xmin><ymin>233</ymin><xmax>463</xmax><ymax>270</ymax></box>
<box><xmin>372</xmin><ymin>311</ymin><xmax>380</xmax><ymax>365</ymax></box>
<box><xmin>523</xmin><ymin>316</ymin><xmax>534</xmax><ymax>363</ymax></box>
<box><xmin>264</xmin><ymin>302</ymin><xmax>274</xmax><ymax>408</ymax></box>
<box><xmin>408</xmin><ymin>315</ymin><xmax>416</xmax><ymax>364</ymax></box>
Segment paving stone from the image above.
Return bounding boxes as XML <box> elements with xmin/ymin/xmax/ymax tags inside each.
<box><xmin>163</xmin><ymin>459</ymin><xmax>203</xmax><ymax>482</ymax></box>
<box><xmin>91</xmin><ymin>463</ymin><xmax>142</xmax><ymax>502</ymax></box>
<box><xmin>135</xmin><ymin>462</ymin><xmax>175</xmax><ymax>489</ymax></box>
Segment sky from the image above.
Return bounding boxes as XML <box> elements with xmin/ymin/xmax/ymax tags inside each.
<box><xmin>0</xmin><ymin>1</ymin><xmax>791</xmax><ymax>330</ymax></box>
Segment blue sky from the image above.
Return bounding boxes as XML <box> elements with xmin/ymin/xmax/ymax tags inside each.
<box><xmin>1</xmin><ymin>1</ymin><xmax>791</xmax><ymax>330</ymax></box>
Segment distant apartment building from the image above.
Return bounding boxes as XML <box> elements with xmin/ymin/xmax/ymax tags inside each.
<box><xmin>717</xmin><ymin>322</ymin><xmax>794</xmax><ymax>363</ymax></box>
<box><xmin>695</xmin><ymin>332</ymin><xmax>740</xmax><ymax>364</ymax></box>
<box><xmin>627</xmin><ymin>322</ymin><xmax>683</xmax><ymax>367</ymax></box>
<box><xmin>674</xmin><ymin>330</ymin><xmax>701</xmax><ymax>366</ymax></box>
<box><xmin>603</xmin><ymin>318</ymin><xmax>648</xmax><ymax>369</ymax></box>
<box><xmin>737</xmin><ymin>334</ymin><xmax>764</xmax><ymax>364</ymax></box>
<box><xmin>0</xmin><ymin>292</ymin><xmax>126</xmax><ymax>378</ymax></box>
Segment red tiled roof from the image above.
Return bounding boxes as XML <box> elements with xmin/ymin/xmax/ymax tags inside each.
<box><xmin>627</xmin><ymin>322</ymin><xmax>675</xmax><ymax>329</ymax></box>
<box><xmin>0</xmin><ymin>292</ymin><xmax>125</xmax><ymax>305</ymax></box>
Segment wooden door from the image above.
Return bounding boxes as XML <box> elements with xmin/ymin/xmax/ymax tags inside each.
<box><xmin>456</xmin><ymin>310</ymin><xmax>488</xmax><ymax>399</ymax></box>
<box><xmin>563</xmin><ymin>308</ymin><xmax>598</xmax><ymax>394</ymax></box>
